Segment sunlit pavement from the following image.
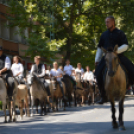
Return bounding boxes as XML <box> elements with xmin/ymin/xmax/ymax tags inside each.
<box><xmin>0</xmin><ymin>96</ymin><xmax>134</xmax><ymax>134</ymax></box>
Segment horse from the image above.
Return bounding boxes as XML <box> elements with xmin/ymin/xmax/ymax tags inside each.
<box><xmin>49</xmin><ymin>77</ymin><xmax>67</xmax><ymax>111</ymax></box>
<box><xmin>62</xmin><ymin>75</ymin><xmax>75</xmax><ymax>107</ymax></box>
<box><xmin>83</xmin><ymin>80</ymin><xmax>95</xmax><ymax>104</ymax></box>
<box><xmin>102</xmin><ymin>45</ymin><xmax>126</xmax><ymax>130</ymax></box>
<box><xmin>75</xmin><ymin>72</ymin><xmax>93</xmax><ymax>106</ymax></box>
<box><xmin>26</xmin><ymin>73</ymin><xmax>48</xmax><ymax>116</ymax></box>
<box><xmin>7</xmin><ymin>77</ymin><xmax>30</xmax><ymax>122</ymax></box>
<box><xmin>0</xmin><ymin>77</ymin><xmax>7</xmax><ymax>122</ymax></box>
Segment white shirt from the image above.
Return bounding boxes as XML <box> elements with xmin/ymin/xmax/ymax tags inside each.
<box><xmin>83</xmin><ymin>71</ymin><xmax>94</xmax><ymax>81</ymax></box>
<box><xmin>64</xmin><ymin>64</ymin><xmax>73</xmax><ymax>76</ymax></box>
<box><xmin>11</xmin><ymin>63</ymin><xmax>24</xmax><ymax>77</ymax></box>
<box><xmin>50</xmin><ymin>68</ymin><xmax>63</xmax><ymax>81</ymax></box>
<box><xmin>4</xmin><ymin>57</ymin><xmax>11</xmax><ymax>70</ymax></box>
<box><xmin>31</xmin><ymin>64</ymin><xmax>45</xmax><ymax>77</ymax></box>
<box><xmin>75</xmin><ymin>68</ymin><xmax>84</xmax><ymax>75</ymax></box>
<box><xmin>45</xmin><ymin>70</ymin><xmax>50</xmax><ymax>76</ymax></box>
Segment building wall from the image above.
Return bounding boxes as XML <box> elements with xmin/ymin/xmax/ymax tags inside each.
<box><xmin>0</xmin><ymin>2</ymin><xmax>33</xmax><ymax>70</ymax></box>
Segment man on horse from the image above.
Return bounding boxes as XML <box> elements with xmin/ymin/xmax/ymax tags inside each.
<box><xmin>64</xmin><ymin>59</ymin><xmax>76</xmax><ymax>88</ymax></box>
<box><xmin>50</xmin><ymin>61</ymin><xmax>67</xmax><ymax>100</ymax></box>
<box><xmin>95</xmin><ymin>16</ymin><xmax>134</xmax><ymax>104</ymax></box>
<box><xmin>0</xmin><ymin>46</ymin><xmax>14</xmax><ymax>101</ymax></box>
<box><xmin>31</xmin><ymin>56</ymin><xmax>52</xmax><ymax>102</ymax></box>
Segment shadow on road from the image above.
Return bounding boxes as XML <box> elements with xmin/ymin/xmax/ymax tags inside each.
<box><xmin>0</xmin><ymin>120</ymin><xmax>134</xmax><ymax>134</ymax></box>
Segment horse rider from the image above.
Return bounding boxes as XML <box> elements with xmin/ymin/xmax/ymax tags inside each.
<box><xmin>83</xmin><ymin>66</ymin><xmax>94</xmax><ymax>83</ymax></box>
<box><xmin>11</xmin><ymin>56</ymin><xmax>25</xmax><ymax>84</ymax></box>
<box><xmin>63</xmin><ymin>59</ymin><xmax>76</xmax><ymax>87</ymax></box>
<box><xmin>30</xmin><ymin>56</ymin><xmax>52</xmax><ymax>102</ymax></box>
<box><xmin>0</xmin><ymin>46</ymin><xmax>14</xmax><ymax>101</ymax></box>
<box><xmin>95</xmin><ymin>16</ymin><xmax>134</xmax><ymax>104</ymax></box>
<box><xmin>50</xmin><ymin>61</ymin><xmax>67</xmax><ymax>100</ymax></box>
<box><xmin>75</xmin><ymin>63</ymin><xmax>84</xmax><ymax>79</ymax></box>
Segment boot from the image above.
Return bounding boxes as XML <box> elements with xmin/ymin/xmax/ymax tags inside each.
<box><xmin>97</xmin><ymin>96</ymin><xmax>108</xmax><ymax>104</ymax></box>
<box><xmin>8</xmin><ymin>96</ymin><xmax>13</xmax><ymax>101</ymax></box>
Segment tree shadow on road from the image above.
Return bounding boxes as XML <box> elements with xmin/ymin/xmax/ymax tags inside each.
<box><xmin>0</xmin><ymin>120</ymin><xmax>134</xmax><ymax>134</ymax></box>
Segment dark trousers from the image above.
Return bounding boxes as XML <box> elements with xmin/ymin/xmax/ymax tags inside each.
<box><xmin>39</xmin><ymin>77</ymin><xmax>51</xmax><ymax>96</ymax></box>
<box><xmin>2</xmin><ymin>71</ymin><xmax>14</xmax><ymax>97</ymax></box>
<box><xmin>95</xmin><ymin>54</ymin><xmax>134</xmax><ymax>97</ymax></box>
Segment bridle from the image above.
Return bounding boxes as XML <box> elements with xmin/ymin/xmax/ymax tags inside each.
<box><xmin>105</xmin><ymin>51</ymin><xmax>120</xmax><ymax>76</ymax></box>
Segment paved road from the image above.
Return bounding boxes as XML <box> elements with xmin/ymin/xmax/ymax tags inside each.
<box><xmin>0</xmin><ymin>96</ymin><xmax>134</xmax><ymax>134</ymax></box>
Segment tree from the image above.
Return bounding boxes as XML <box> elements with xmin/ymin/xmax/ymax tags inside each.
<box><xmin>8</xmin><ymin>0</ymin><xmax>134</xmax><ymax>69</ymax></box>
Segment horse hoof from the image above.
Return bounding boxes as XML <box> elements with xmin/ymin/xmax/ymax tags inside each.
<box><xmin>119</xmin><ymin>126</ymin><xmax>126</xmax><ymax>131</ymax></box>
<box><xmin>112</xmin><ymin>123</ymin><xmax>118</xmax><ymax>129</ymax></box>
<box><xmin>27</xmin><ymin>114</ymin><xmax>30</xmax><ymax>117</ymax></box>
<box><xmin>13</xmin><ymin>118</ymin><xmax>16</xmax><ymax>122</ymax></box>
<box><xmin>8</xmin><ymin>119</ymin><xmax>12</xmax><ymax>123</ymax></box>
<box><xmin>4</xmin><ymin>120</ymin><xmax>7</xmax><ymax>123</ymax></box>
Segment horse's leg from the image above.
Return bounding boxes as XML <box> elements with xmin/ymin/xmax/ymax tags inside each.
<box><xmin>19</xmin><ymin>100</ymin><xmax>23</xmax><ymax>120</ymax></box>
<box><xmin>119</xmin><ymin>98</ymin><xmax>125</xmax><ymax>130</ymax></box>
<box><xmin>25</xmin><ymin>95</ymin><xmax>30</xmax><ymax>117</ymax></box>
<box><xmin>12</xmin><ymin>99</ymin><xmax>16</xmax><ymax>122</ymax></box>
<box><xmin>44</xmin><ymin>99</ymin><xmax>47</xmax><ymax>115</ymax></box>
<box><xmin>56</xmin><ymin>99</ymin><xmax>58</xmax><ymax>111</ymax></box>
<box><xmin>40</xmin><ymin>101</ymin><xmax>43</xmax><ymax>116</ymax></box>
<box><xmin>74</xmin><ymin>91</ymin><xmax>77</xmax><ymax>107</ymax></box>
<box><xmin>35</xmin><ymin>99</ymin><xmax>39</xmax><ymax>114</ymax></box>
<box><xmin>110</xmin><ymin>100</ymin><xmax>118</xmax><ymax>129</ymax></box>
<box><xmin>91</xmin><ymin>90</ymin><xmax>94</xmax><ymax>104</ymax></box>
<box><xmin>2</xmin><ymin>100</ymin><xmax>7</xmax><ymax>123</ymax></box>
<box><xmin>31</xmin><ymin>96</ymin><xmax>34</xmax><ymax>116</ymax></box>
<box><xmin>7</xmin><ymin>99</ymin><xmax>12</xmax><ymax>122</ymax></box>
<box><xmin>82</xmin><ymin>96</ymin><xmax>84</xmax><ymax>105</ymax></box>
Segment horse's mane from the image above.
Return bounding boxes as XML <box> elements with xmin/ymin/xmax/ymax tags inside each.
<box><xmin>32</xmin><ymin>73</ymin><xmax>46</xmax><ymax>91</ymax></box>
<box><xmin>63</xmin><ymin>74</ymin><xmax>70</xmax><ymax>79</ymax></box>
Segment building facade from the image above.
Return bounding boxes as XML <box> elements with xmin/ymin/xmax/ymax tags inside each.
<box><xmin>0</xmin><ymin>0</ymin><xmax>34</xmax><ymax>70</ymax></box>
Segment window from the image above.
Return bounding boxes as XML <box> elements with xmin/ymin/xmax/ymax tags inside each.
<box><xmin>0</xmin><ymin>19</ymin><xmax>9</xmax><ymax>39</ymax></box>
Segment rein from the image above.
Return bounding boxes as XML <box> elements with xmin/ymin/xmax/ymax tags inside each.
<box><xmin>105</xmin><ymin>52</ymin><xmax>120</xmax><ymax>76</ymax></box>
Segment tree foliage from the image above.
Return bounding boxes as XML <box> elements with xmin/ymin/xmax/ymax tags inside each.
<box><xmin>7</xmin><ymin>0</ymin><xmax>134</xmax><ymax>69</ymax></box>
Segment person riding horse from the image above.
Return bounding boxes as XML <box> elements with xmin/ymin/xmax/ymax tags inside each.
<box><xmin>30</xmin><ymin>56</ymin><xmax>52</xmax><ymax>102</ymax></box>
<box><xmin>63</xmin><ymin>59</ymin><xmax>76</xmax><ymax>88</ymax></box>
<box><xmin>83</xmin><ymin>66</ymin><xmax>94</xmax><ymax>83</ymax></box>
<box><xmin>0</xmin><ymin>46</ymin><xmax>14</xmax><ymax>101</ymax></box>
<box><xmin>50</xmin><ymin>61</ymin><xmax>67</xmax><ymax>100</ymax></box>
<box><xmin>95</xmin><ymin>16</ymin><xmax>134</xmax><ymax>104</ymax></box>
<box><xmin>11</xmin><ymin>56</ymin><xmax>25</xmax><ymax>84</ymax></box>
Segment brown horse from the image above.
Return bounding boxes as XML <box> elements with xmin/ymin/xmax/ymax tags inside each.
<box><xmin>102</xmin><ymin>45</ymin><xmax>126</xmax><ymax>130</ymax></box>
<box><xmin>75</xmin><ymin>72</ymin><xmax>93</xmax><ymax>105</ymax></box>
<box><xmin>49</xmin><ymin>77</ymin><xmax>67</xmax><ymax>111</ymax></box>
<box><xmin>62</xmin><ymin>75</ymin><xmax>74</xmax><ymax>107</ymax></box>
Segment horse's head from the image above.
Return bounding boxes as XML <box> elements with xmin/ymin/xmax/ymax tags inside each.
<box><xmin>102</xmin><ymin>45</ymin><xmax>119</xmax><ymax>77</ymax></box>
<box><xmin>75</xmin><ymin>72</ymin><xmax>81</xmax><ymax>82</ymax></box>
<box><xmin>50</xmin><ymin>77</ymin><xmax>57</xmax><ymax>90</ymax></box>
<box><xmin>26</xmin><ymin>73</ymin><xmax>34</xmax><ymax>85</ymax></box>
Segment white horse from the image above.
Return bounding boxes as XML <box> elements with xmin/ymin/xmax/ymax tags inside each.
<box><xmin>26</xmin><ymin>73</ymin><xmax>48</xmax><ymax>116</ymax></box>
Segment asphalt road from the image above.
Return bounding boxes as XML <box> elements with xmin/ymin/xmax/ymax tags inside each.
<box><xmin>0</xmin><ymin>96</ymin><xmax>134</xmax><ymax>134</ymax></box>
